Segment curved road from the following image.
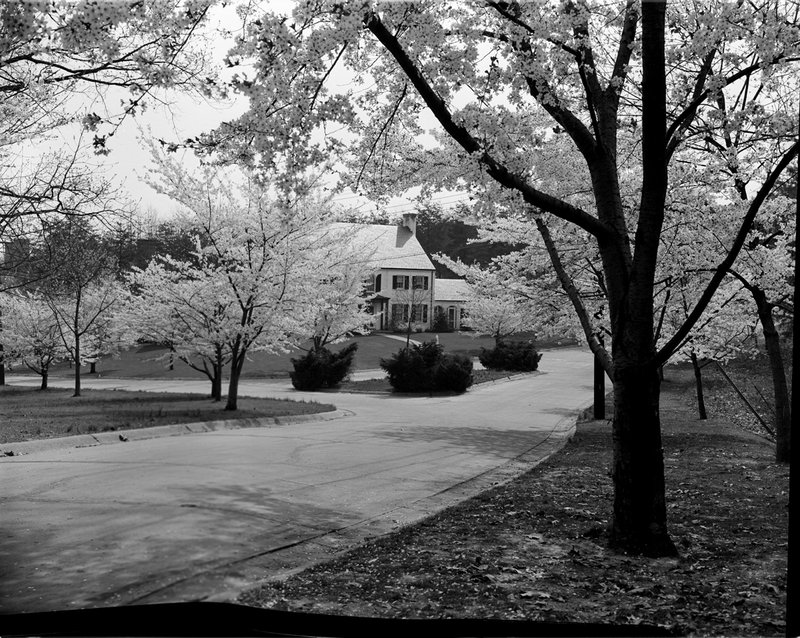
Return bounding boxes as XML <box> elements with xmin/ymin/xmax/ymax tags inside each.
<box><xmin>0</xmin><ymin>348</ymin><xmax>593</xmax><ymax>613</ymax></box>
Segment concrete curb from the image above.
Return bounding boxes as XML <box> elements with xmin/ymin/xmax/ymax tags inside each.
<box><xmin>0</xmin><ymin>409</ymin><xmax>351</xmax><ymax>458</ymax></box>
<box><xmin>471</xmin><ymin>370</ymin><xmax>540</xmax><ymax>387</ymax></box>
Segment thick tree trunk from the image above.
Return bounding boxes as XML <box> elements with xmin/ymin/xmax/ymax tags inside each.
<box><xmin>753</xmin><ymin>289</ymin><xmax>791</xmax><ymax>462</ymax></box>
<box><xmin>0</xmin><ymin>344</ymin><xmax>5</xmax><ymax>386</ymax></box>
<box><xmin>90</xmin><ymin>361</ymin><xmax>97</xmax><ymax>374</ymax></box>
<box><xmin>225</xmin><ymin>361</ymin><xmax>242</xmax><ymax>411</ymax></box>
<box><xmin>610</xmin><ymin>363</ymin><xmax>676</xmax><ymax>556</ymax></box>
<box><xmin>690</xmin><ymin>351</ymin><xmax>707</xmax><ymax>420</ymax></box>
<box><xmin>40</xmin><ymin>370</ymin><xmax>48</xmax><ymax>391</ymax></box>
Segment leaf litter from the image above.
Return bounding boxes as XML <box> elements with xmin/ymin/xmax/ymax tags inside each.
<box><xmin>239</xmin><ymin>365</ymin><xmax>788</xmax><ymax>636</ymax></box>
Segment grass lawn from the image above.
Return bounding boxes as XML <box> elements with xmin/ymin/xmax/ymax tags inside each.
<box><xmin>17</xmin><ymin>332</ymin><xmax>564</xmax><ymax>381</ymax></box>
<box><xmin>238</xmin><ymin>363</ymin><xmax>788</xmax><ymax>636</ymax></box>
<box><xmin>0</xmin><ymin>386</ymin><xmax>335</xmax><ymax>444</ymax></box>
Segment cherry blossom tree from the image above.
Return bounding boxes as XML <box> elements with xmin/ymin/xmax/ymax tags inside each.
<box><xmin>147</xmin><ymin>154</ymin><xmax>362</xmax><ymax>410</ymax></box>
<box><xmin>726</xmin><ymin>200</ymin><xmax>794</xmax><ymax>460</ymax></box>
<box><xmin>295</xmin><ymin>226</ymin><xmax>375</xmax><ymax>352</ymax></box>
<box><xmin>205</xmin><ymin>1</ymin><xmax>800</xmax><ymax>555</ymax></box>
<box><xmin>126</xmin><ymin>257</ymin><xmax>233</xmax><ymax>401</ymax></box>
<box><xmin>0</xmin><ymin>0</ymin><xmax>216</xmax><ymax>149</ymax></box>
<box><xmin>48</xmin><ymin>279</ymin><xmax>127</xmax><ymax>391</ymax></box>
<box><xmin>0</xmin><ymin>0</ymin><xmax>219</xmax><ymax>318</ymax></box>
<box><xmin>0</xmin><ymin>290</ymin><xmax>67</xmax><ymax>389</ymax></box>
<box><xmin>34</xmin><ymin>216</ymin><xmax>123</xmax><ymax>396</ymax></box>
<box><xmin>433</xmin><ymin>258</ymin><xmax>543</xmax><ymax>345</ymax></box>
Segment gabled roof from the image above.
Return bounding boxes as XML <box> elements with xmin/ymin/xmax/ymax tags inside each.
<box><xmin>331</xmin><ymin>222</ymin><xmax>435</xmax><ymax>271</ymax></box>
<box><xmin>434</xmin><ymin>278</ymin><xmax>472</xmax><ymax>303</ymax></box>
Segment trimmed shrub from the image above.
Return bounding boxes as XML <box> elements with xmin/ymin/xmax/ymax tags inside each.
<box><xmin>290</xmin><ymin>343</ymin><xmax>358</xmax><ymax>390</ymax></box>
<box><xmin>433</xmin><ymin>354</ymin><xmax>473</xmax><ymax>392</ymax></box>
<box><xmin>478</xmin><ymin>340</ymin><xmax>542</xmax><ymax>372</ymax></box>
<box><xmin>380</xmin><ymin>341</ymin><xmax>473</xmax><ymax>393</ymax></box>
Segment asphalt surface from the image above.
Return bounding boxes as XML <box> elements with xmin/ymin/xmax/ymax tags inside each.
<box><xmin>0</xmin><ymin>347</ymin><xmax>593</xmax><ymax>613</ymax></box>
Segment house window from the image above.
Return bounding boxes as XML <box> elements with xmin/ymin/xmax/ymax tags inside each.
<box><xmin>410</xmin><ymin>304</ymin><xmax>428</xmax><ymax>323</ymax></box>
<box><xmin>392</xmin><ymin>275</ymin><xmax>409</xmax><ymax>289</ymax></box>
<box><xmin>364</xmin><ymin>274</ymin><xmax>375</xmax><ymax>294</ymax></box>
<box><xmin>391</xmin><ymin>303</ymin><xmax>409</xmax><ymax>324</ymax></box>
<box><xmin>375</xmin><ymin>273</ymin><xmax>382</xmax><ymax>292</ymax></box>
<box><xmin>412</xmin><ymin>275</ymin><xmax>429</xmax><ymax>290</ymax></box>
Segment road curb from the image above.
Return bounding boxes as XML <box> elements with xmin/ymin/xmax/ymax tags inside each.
<box><xmin>0</xmin><ymin>409</ymin><xmax>351</xmax><ymax>458</ymax></box>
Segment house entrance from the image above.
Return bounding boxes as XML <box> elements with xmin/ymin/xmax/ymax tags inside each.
<box><xmin>447</xmin><ymin>306</ymin><xmax>456</xmax><ymax>330</ymax></box>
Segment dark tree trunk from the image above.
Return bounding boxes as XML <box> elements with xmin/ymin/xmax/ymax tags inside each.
<box><xmin>212</xmin><ymin>349</ymin><xmax>223</xmax><ymax>402</ymax></box>
<box><xmin>0</xmin><ymin>343</ymin><xmax>5</xmax><ymax>386</ymax></box>
<box><xmin>73</xmin><ymin>336</ymin><xmax>81</xmax><ymax>398</ymax></box>
<box><xmin>90</xmin><ymin>361</ymin><xmax>97</xmax><ymax>374</ymax></box>
<box><xmin>604</xmin><ymin>0</ymin><xmax>675</xmax><ymax>557</ymax></box>
<box><xmin>225</xmin><ymin>358</ymin><xmax>243</xmax><ymax>411</ymax></box>
<box><xmin>40</xmin><ymin>370</ymin><xmax>48</xmax><ymax>391</ymax></box>
<box><xmin>225</xmin><ymin>339</ymin><xmax>244</xmax><ymax>411</ymax></box>
<box><xmin>690</xmin><ymin>351</ymin><xmax>708</xmax><ymax>420</ymax></box>
<box><xmin>610</xmin><ymin>363</ymin><xmax>676</xmax><ymax>556</ymax></box>
<box><xmin>594</xmin><ymin>347</ymin><xmax>606</xmax><ymax>420</ymax></box>
<box><xmin>753</xmin><ymin>289</ymin><xmax>791</xmax><ymax>462</ymax></box>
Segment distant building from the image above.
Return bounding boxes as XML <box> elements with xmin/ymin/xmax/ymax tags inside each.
<box><xmin>433</xmin><ymin>278</ymin><xmax>472</xmax><ymax>330</ymax></box>
<box><xmin>334</xmin><ymin>213</ymin><xmax>470</xmax><ymax>332</ymax></box>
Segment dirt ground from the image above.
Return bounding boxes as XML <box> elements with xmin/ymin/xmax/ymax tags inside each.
<box><xmin>239</xmin><ymin>364</ymin><xmax>789</xmax><ymax>637</ymax></box>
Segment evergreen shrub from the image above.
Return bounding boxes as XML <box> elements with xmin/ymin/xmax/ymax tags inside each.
<box><xmin>431</xmin><ymin>307</ymin><xmax>452</xmax><ymax>332</ymax></box>
<box><xmin>290</xmin><ymin>343</ymin><xmax>358</xmax><ymax>390</ymax></box>
<box><xmin>380</xmin><ymin>341</ymin><xmax>473</xmax><ymax>393</ymax></box>
<box><xmin>478</xmin><ymin>340</ymin><xmax>542</xmax><ymax>372</ymax></box>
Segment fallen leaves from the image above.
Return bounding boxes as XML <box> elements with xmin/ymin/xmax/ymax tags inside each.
<box><xmin>238</xmin><ymin>365</ymin><xmax>787</xmax><ymax>636</ymax></box>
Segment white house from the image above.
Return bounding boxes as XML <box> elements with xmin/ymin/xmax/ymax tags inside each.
<box><xmin>433</xmin><ymin>278</ymin><xmax>472</xmax><ymax>331</ymax></box>
<box><xmin>332</xmin><ymin>213</ymin><xmax>436</xmax><ymax>331</ymax></box>
<box><xmin>333</xmin><ymin>213</ymin><xmax>475</xmax><ymax>332</ymax></box>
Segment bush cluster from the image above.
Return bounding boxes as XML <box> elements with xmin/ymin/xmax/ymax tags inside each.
<box><xmin>478</xmin><ymin>340</ymin><xmax>542</xmax><ymax>372</ymax></box>
<box><xmin>290</xmin><ymin>343</ymin><xmax>358</xmax><ymax>390</ymax></box>
<box><xmin>380</xmin><ymin>341</ymin><xmax>473</xmax><ymax>393</ymax></box>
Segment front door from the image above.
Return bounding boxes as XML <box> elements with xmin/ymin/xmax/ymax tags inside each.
<box><xmin>447</xmin><ymin>306</ymin><xmax>456</xmax><ymax>330</ymax></box>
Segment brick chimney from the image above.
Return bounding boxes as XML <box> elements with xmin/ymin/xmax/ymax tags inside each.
<box><xmin>401</xmin><ymin>212</ymin><xmax>417</xmax><ymax>236</ymax></box>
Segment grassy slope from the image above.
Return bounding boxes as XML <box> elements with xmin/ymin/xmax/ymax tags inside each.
<box><xmin>0</xmin><ymin>386</ymin><xmax>335</xmax><ymax>444</ymax></box>
<box><xmin>238</xmin><ymin>364</ymin><xmax>788</xmax><ymax>636</ymax></box>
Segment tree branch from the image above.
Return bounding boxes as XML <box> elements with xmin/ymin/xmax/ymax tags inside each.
<box><xmin>534</xmin><ymin>215</ymin><xmax>613</xmax><ymax>374</ymax></box>
<box><xmin>655</xmin><ymin>138</ymin><xmax>800</xmax><ymax>365</ymax></box>
<box><xmin>363</xmin><ymin>9</ymin><xmax>612</xmax><ymax>240</ymax></box>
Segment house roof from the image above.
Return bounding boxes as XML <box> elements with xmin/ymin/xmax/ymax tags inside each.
<box><xmin>434</xmin><ymin>278</ymin><xmax>473</xmax><ymax>303</ymax></box>
<box><xmin>330</xmin><ymin>222</ymin><xmax>435</xmax><ymax>271</ymax></box>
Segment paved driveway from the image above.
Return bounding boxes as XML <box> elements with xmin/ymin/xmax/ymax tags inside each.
<box><xmin>0</xmin><ymin>348</ymin><xmax>593</xmax><ymax>613</ymax></box>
